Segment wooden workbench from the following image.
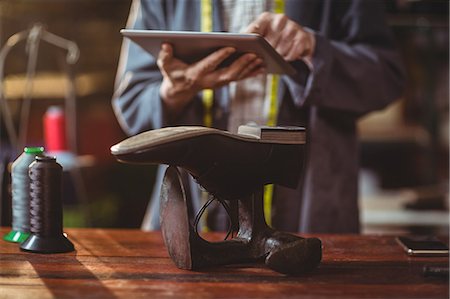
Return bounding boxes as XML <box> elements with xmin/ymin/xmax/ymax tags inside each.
<box><xmin>0</xmin><ymin>228</ymin><xmax>448</xmax><ymax>298</ymax></box>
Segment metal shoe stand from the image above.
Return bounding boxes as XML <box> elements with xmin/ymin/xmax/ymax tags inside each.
<box><xmin>159</xmin><ymin>166</ymin><xmax>322</xmax><ymax>275</ymax></box>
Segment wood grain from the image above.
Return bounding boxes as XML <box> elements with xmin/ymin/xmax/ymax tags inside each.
<box><xmin>0</xmin><ymin>228</ymin><xmax>448</xmax><ymax>298</ymax></box>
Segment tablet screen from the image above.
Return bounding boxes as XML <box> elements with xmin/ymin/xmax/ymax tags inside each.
<box><xmin>121</xmin><ymin>29</ymin><xmax>296</xmax><ymax>75</ymax></box>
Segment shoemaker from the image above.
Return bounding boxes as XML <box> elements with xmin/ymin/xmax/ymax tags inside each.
<box><xmin>112</xmin><ymin>0</ymin><xmax>405</xmax><ymax>233</ymax></box>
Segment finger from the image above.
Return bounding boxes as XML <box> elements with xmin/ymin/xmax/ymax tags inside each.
<box><xmin>265</xmin><ymin>31</ymin><xmax>281</xmax><ymax>50</ymax></box>
<box><xmin>240</xmin><ymin>67</ymin><xmax>267</xmax><ymax>81</ymax></box>
<box><xmin>245</xmin><ymin>22</ymin><xmax>260</xmax><ymax>34</ymax></box>
<box><xmin>193</xmin><ymin>47</ymin><xmax>236</xmax><ymax>74</ymax></box>
<box><xmin>284</xmin><ymin>31</ymin><xmax>312</xmax><ymax>61</ymax></box>
<box><xmin>201</xmin><ymin>53</ymin><xmax>257</xmax><ymax>87</ymax></box>
<box><xmin>237</xmin><ymin>58</ymin><xmax>264</xmax><ymax>80</ymax></box>
<box><xmin>280</xmin><ymin>36</ymin><xmax>302</xmax><ymax>61</ymax></box>
<box><xmin>186</xmin><ymin>47</ymin><xmax>235</xmax><ymax>83</ymax></box>
<box><xmin>157</xmin><ymin>43</ymin><xmax>174</xmax><ymax>72</ymax></box>
<box><xmin>244</xmin><ymin>12</ymin><xmax>272</xmax><ymax>35</ymax></box>
<box><xmin>299</xmin><ymin>29</ymin><xmax>316</xmax><ymax>58</ymax></box>
<box><xmin>264</xmin><ymin>14</ymin><xmax>288</xmax><ymax>48</ymax></box>
<box><xmin>158</xmin><ymin>43</ymin><xmax>173</xmax><ymax>63</ymax></box>
<box><xmin>287</xmin><ymin>42</ymin><xmax>310</xmax><ymax>61</ymax></box>
<box><xmin>219</xmin><ymin>53</ymin><xmax>258</xmax><ymax>81</ymax></box>
<box><xmin>276</xmin><ymin>23</ymin><xmax>299</xmax><ymax>57</ymax></box>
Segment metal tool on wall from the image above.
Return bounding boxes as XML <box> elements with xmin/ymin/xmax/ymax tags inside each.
<box><xmin>0</xmin><ymin>23</ymin><xmax>79</xmax><ymax>153</ymax></box>
<box><xmin>0</xmin><ymin>23</ymin><xmax>89</xmax><ymax>226</ymax></box>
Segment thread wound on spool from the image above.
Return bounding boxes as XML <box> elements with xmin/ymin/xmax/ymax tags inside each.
<box><xmin>20</xmin><ymin>155</ymin><xmax>74</xmax><ymax>253</ymax></box>
<box><xmin>4</xmin><ymin>147</ymin><xmax>44</xmax><ymax>243</ymax></box>
<box><xmin>44</xmin><ymin>106</ymin><xmax>67</xmax><ymax>152</ymax></box>
<box><xmin>29</xmin><ymin>156</ymin><xmax>63</xmax><ymax>236</ymax></box>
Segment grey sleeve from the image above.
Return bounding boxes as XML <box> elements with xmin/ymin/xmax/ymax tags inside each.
<box><xmin>112</xmin><ymin>0</ymin><xmax>167</xmax><ymax>136</ymax></box>
<box><xmin>283</xmin><ymin>0</ymin><xmax>405</xmax><ymax>117</ymax></box>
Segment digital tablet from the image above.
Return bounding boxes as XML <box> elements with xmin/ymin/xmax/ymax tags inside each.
<box><xmin>121</xmin><ymin>29</ymin><xmax>296</xmax><ymax>76</ymax></box>
<box><xmin>396</xmin><ymin>236</ymin><xmax>449</xmax><ymax>257</ymax></box>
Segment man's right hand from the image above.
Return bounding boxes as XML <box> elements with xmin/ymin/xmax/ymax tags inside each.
<box><xmin>157</xmin><ymin>43</ymin><xmax>264</xmax><ymax>116</ymax></box>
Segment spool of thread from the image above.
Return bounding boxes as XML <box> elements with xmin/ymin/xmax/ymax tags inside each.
<box><xmin>3</xmin><ymin>147</ymin><xmax>44</xmax><ymax>243</ymax></box>
<box><xmin>43</xmin><ymin>106</ymin><xmax>67</xmax><ymax>152</ymax></box>
<box><xmin>20</xmin><ymin>155</ymin><xmax>74</xmax><ymax>253</ymax></box>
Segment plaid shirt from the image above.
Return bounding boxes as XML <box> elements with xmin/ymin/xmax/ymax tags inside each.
<box><xmin>221</xmin><ymin>0</ymin><xmax>275</xmax><ymax>133</ymax></box>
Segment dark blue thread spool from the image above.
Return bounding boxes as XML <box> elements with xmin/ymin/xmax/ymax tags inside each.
<box><xmin>20</xmin><ymin>155</ymin><xmax>74</xmax><ymax>253</ymax></box>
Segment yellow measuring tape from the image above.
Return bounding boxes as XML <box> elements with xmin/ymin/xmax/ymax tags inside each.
<box><xmin>199</xmin><ymin>0</ymin><xmax>214</xmax><ymax>232</ymax></box>
<box><xmin>201</xmin><ymin>0</ymin><xmax>214</xmax><ymax>128</ymax></box>
<box><xmin>263</xmin><ymin>0</ymin><xmax>284</xmax><ymax>227</ymax></box>
<box><xmin>201</xmin><ymin>0</ymin><xmax>284</xmax><ymax>228</ymax></box>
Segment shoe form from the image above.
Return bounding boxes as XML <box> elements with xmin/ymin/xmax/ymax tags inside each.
<box><xmin>112</xmin><ymin>126</ymin><xmax>321</xmax><ymax>275</ymax></box>
<box><xmin>111</xmin><ymin>126</ymin><xmax>305</xmax><ymax>200</ymax></box>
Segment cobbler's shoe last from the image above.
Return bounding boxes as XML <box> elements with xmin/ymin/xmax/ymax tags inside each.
<box><xmin>111</xmin><ymin>127</ymin><xmax>304</xmax><ymax>199</ymax></box>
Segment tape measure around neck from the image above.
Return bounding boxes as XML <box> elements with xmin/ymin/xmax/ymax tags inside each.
<box><xmin>201</xmin><ymin>0</ymin><xmax>214</xmax><ymax>127</ymax></box>
<box><xmin>266</xmin><ymin>0</ymin><xmax>284</xmax><ymax>125</ymax></box>
<box><xmin>265</xmin><ymin>0</ymin><xmax>284</xmax><ymax>227</ymax></box>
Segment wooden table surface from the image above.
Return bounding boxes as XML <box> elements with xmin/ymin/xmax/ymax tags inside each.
<box><xmin>0</xmin><ymin>228</ymin><xmax>448</xmax><ymax>299</ymax></box>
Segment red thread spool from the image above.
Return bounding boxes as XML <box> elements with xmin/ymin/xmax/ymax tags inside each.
<box><xmin>43</xmin><ymin>106</ymin><xmax>67</xmax><ymax>152</ymax></box>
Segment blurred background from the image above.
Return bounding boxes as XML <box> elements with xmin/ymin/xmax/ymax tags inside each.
<box><xmin>0</xmin><ymin>0</ymin><xmax>448</xmax><ymax>235</ymax></box>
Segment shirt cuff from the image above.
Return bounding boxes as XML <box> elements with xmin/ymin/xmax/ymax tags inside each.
<box><xmin>282</xmin><ymin>33</ymin><xmax>332</xmax><ymax>108</ymax></box>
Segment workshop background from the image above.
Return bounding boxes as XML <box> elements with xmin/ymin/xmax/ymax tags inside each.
<box><xmin>0</xmin><ymin>0</ymin><xmax>448</xmax><ymax>234</ymax></box>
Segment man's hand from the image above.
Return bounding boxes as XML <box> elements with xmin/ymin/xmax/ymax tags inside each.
<box><xmin>157</xmin><ymin>43</ymin><xmax>264</xmax><ymax>115</ymax></box>
<box><xmin>245</xmin><ymin>12</ymin><xmax>315</xmax><ymax>62</ymax></box>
